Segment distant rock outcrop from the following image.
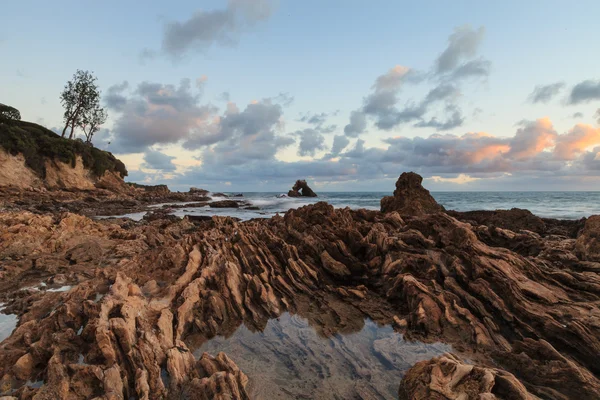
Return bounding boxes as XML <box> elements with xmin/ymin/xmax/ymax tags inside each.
<box><xmin>189</xmin><ymin>187</ymin><xmax>209</xmax><ymax>196</ymax></box>
<box><xmin>380</xmin><ymin>172</ymin><xmax>444</xmax><ymax>215</ymax></box>
<box><xmin>209</xmin><ymin>200</ymin><xmax>240</xmax><ymax>208</ymax></box>
<box><xmin>288</xmin><ymin>179</ymin><xmax>317</xmax><ymax>197</ymax></box>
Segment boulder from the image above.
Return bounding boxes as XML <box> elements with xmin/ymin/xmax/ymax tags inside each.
<box><xmin>380</xmin><ymin>172</ymin><xmax>443</xmax><ymax>215</ymax></box>
<box><xmin>399</xmin><ymin>353</ymin><xmax>534</xmax><ymax>400</ymax></box>
<box><xmin>189</xmin><ymin>187</ymin><xmax>209</xmax><ymax>196</ymax></box>
<box><xmin>575</xmin><ymin>215</ymin><xmax>600</xmax><ymax>261</ymax></box>
<box><xmin>209</xmin><ymin>200</ymin><xmax>240</xmax><ymax>208</ymax></box>
<box><xmin>288</xmin><ymin>180</ymin><xmax>317</xmax><ymax>197</ymax></box>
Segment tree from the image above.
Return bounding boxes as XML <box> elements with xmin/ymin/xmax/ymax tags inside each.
<box><xmin>81</xmin><ymin>105</ymin><xmax>107</xmax><ymax>143</ymax></box>
<box><xmin>0</xmin><ymin>103</ymin><xmax>21</xmax><ymax>122</ymax></box>
<box><xmin>60</xmin><ymin>70</ymin><xmax>102</xmax><ymax>139</ymax></box>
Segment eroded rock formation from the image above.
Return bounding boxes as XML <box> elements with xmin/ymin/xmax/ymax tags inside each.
<box><xmin>380</xmin><ymin>171</ymin><xmax>444</xmax><ymax>215</ymax></box>
<box><xmin>287</xmin><ymin>180</ymin><xmax>317</xmax><ymax>197</ymax></box>
<box><xmin>399</xmin><ymin>353</ymin><xmax>536</xmax><ymax>399</ymax></box>
<box><xmin>1</xmin><ymin>172</ymin><xmax>600</xmax><ymax>399</ymax></box>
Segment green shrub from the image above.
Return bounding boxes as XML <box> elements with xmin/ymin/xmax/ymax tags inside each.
<box><xmin>0</xmin><ymin>103</ymin><xmax>21</xmax><ymax>122</ymax></box>
<box><xmin>0</xmin><ymin>120</ymin><xmax>127</xmax><ymax>179</ymax></box>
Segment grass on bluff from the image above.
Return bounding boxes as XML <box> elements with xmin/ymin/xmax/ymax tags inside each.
<box><xmin>0</xmin><ymin>120</ymin><xmax>127</xmax><ymax>179</ymax></box>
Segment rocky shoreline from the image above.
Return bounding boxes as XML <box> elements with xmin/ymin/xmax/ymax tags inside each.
<box><xmin>0</xmin><ymin>173</ymin><xmax>599</xmax><ymax>399</ymax></box>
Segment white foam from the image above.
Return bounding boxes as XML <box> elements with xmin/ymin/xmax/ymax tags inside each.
<box><xmin>47</xmin><ymin>285</ymin><xmax>72</xmax><ymax>293</ymax></box>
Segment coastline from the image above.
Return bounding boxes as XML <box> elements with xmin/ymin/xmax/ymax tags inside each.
<box><xmin>0</xmin><ymin>174</ymin><xmax>599</xmax><ymax>399</ymax></box>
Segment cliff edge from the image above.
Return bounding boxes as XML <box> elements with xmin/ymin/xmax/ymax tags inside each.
<box><xmin>0</xmin><ymin>120</ymin><xmax>127</xmax><ymax>190</ymax></box>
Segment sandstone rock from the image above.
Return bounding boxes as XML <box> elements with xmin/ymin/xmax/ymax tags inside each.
<box><xmin>287</xmin><ymin>179</ymin><xmax>317</xmax><ymax>197</ymax></box>
<box><xmin>575</xmin><ymin>215</ymin><xmax>600</xmax><ymax>261</ymax></box>
<box><xmin>399</xmin><ymin>353</ymin><xmax>536</xmax><ymax>400</ymax></box>
<box><xmin>1</xmin><ymin>198</ymin><xmax>600</xmax><ymax>399</ymax></box>
<box><xmin>13</xmin><ymin>353</ymin><xmax>34</xmax><ymax>380</ymax></box>
<box><xmin>380</xmin><ymin>172</ymin><xmax>444</xmax><ymax>215</ymax></box>
<box><xmin>0</xmin><ymin>149</ymin><xmax>42</xmax><ymax>189</ymax></box>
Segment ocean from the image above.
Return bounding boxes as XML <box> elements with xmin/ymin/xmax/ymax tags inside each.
<box><xmin>154</xmin><ymin>191</ymin><xmax>600</xmax><ymax>221</ymax></box>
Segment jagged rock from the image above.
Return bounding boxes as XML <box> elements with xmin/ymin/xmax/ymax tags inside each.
<box><xmin>1</xmin><ymin>196</ymin><xmax>600</xmax><ymax>398</ymax></box>
<box><xmin>287</xmin><ymin>179</ymin><xmax>317</xmax><ymax>197</ymax></box>
<box><xmin>189</xmin><ymin>187</ymin><xmax>209</xmax><ymax>196</ymax></box>
<box><xmin>575</xmin><ymin>215</ymin><xmax>600</xmax><ymax>261</ymax></box>
<box><xmin>185</xmin><ymin>215</ymin><xmax>213</xmax><ymax>223</ymax></box>
<box><xmin>448</xmin><ymin>208</ymin><xmax>547</xmax><ymax>235</ymax></box>
<box><xmin>399</xmin><ymin>353</ymin><xmax>535</xmax><ymax>400</ymax></box>
<box><xmin>209</xmin><ymin>200</ymin><xmax>240</xmax><ymax>208</ymax></box>
<box><xmin>380</xmin><ymin>172</ymin><xmax>444</xmax><ymax>215</ymax></box>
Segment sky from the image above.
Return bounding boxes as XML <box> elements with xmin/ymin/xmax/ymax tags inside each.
<box><xmin>2</xmin><ymin>0</ymin><xmax>600</xmax><ymax>191</ymax></box>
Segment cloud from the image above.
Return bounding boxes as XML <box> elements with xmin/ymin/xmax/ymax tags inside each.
<box><xmin>299</xmin><ymin>112</ymin><xmax>328</xmax><ymax>126</ymax></box>
<box><xmin>343</xmin><ymin>26</ymin><xmax>488</xmax><ymax>135</ymax></box>
<box><xmin>179</xmin><ymin>98</ymin><xmax>295</xmax><ymax>170</ymax></box>
<box><xmin>363</xmin><ymin>83</ymin><xmax>462</xmax><ymax>131</ymax></box>
<box><xmin>380</xmin><ymin>132</ymin><xmax>510</xmax><ymax>173</ymax></box>
<box><xmin>373</xmin><ymin>65</ymin><xmax>411</xmax><ymax>91</ymax></box>
<box><xmin>414</xmin><ymin>107</ymin><xmax>464</xmax><ymax>130</ymax></box>
<box><xmin>142</xmin><ymin>149</ymin><xmax>177</xmax><ymax>171</ymax></box>
<box><xmin>595</xmin><ymin>109</ymin><xmax>600</xmax><ymax>124</ymax></box>
<box><xmin>150</xmin><ymin>115</ymin><xmax>600</xmax><ymax>191</ymax></box>
<box><xmin>138</xmin><ymin>48</ymin><xmax>157</xmax><ymax>63</ymax></box>
<box><xmin>427</xmin><ymin>174</ymin><xmax>481</xmax><ymax>184</ymax></box>
<box><xmin>449</xmin><ymin>59</ymin><xmax>491</xmax><ymax>81</ymax></box>
<box><xmin>344</xmin><ymin>111</ymin><xmax>367</xmax><ymax>137</ymax></box>
<box><xmin>554</xmin><ymin>124</ymin><xmax>600</xmax><ymax>160</ymax></box>
<box><xmin>272</xmin><ymin>92</ymin><xmax>294</xmax><ymax>107</ymax></box>
<box><xmin>184</xmin><ymin>99</ymin><xmax>284</xmax><ymax>149</ymax></box>
<box><xmin>161</xmin><ymin>0</ymin><xmax>274</xmax><ymax>59</ymax></box>
<box><xmin>107</xmin><ymin>79</ymin><xmax>217</xmax><ymax>153</ymax></box>
<box><xmin>507</xmin><ymin>118</ymin><xmax>557</xmax><ymax>160</ymax></box>
<box><xmin>217</xmin><ymin>92</ymin><xmax>231</xmax><ymax>102</ymax></box>
<box><xmin>294</xmin><ymin>129</ymin><xmax>326</xmax><ymax>157</ymax></box>
<box><xmin>425</xmin><ymin>84</ymin><xmax>461</xmax><ymax>103</ymax></box>
<box><xmin>572</xmin><ymin>112</ymin><xmax>584</xmax><ymax>119</ymax></box>
<box><xmin>330</xmin><ymin>135</ymin><xmax>350</xmax><ymax>156</ymax></box>
<box><xmin>528</xmin><ymin>82</ymin><xmax>565</xmax><ymax>104</ymax></box>
<box><xmin>105</xmin><ymin>81</ymin><xmax>130</xmax><ymax>112</ymax></box>
<box><xmin>569</xmin><ymin>80</ymin><xmax>600</xmax><ymax>104</ymax></box>
<box><xmin>435</xmin><ymin>25</ymin><xmax>485</xmax><ymax>74</ymax></box>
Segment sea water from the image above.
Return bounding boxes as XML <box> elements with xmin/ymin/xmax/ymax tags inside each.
<box><xmin>193</xmin><ymin>312</ymin><xmax>451</xmax><ymax>399</ymax></box>
<box><xmin>163</xmin><ymin>191</ymin><xmax>600</xmax><ymax>221</ymax></box>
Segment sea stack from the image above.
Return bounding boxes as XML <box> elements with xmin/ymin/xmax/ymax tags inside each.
<box><xmin>288</xmin><ymin>179</ymin><xmax>317</xmax><ymax>197</ymax></box>
<box><xmin>380</xmin><ymin>172</ymin><xmax>444</xmax><ymax>215</ymax></box>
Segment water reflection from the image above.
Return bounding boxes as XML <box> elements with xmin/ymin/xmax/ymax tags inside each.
<box><xmin>0</xmin><ymin>303</ymin><xmax>18</xmax><ymax>343</ymax></box>
<box><xmin>193</xmin><ymin>312</ymin><xmax>450</xmax><ymax>399</ymax></box>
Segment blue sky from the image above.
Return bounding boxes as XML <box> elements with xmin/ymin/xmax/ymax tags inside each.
<box><xmin>2</xmin><ymin>1</ymin><xmax>600</xmax><ymax>191</ymax></box>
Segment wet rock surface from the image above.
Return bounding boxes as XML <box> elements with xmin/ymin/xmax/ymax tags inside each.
<box><xmin>0</xmin><ymin>173</ymin><xmax>599</xmax><ymax>399</ymax></box>
<box><xmin>193</xmin><ymin>312</ymin><xmax>452</xmax><ymax>399</ymax></box>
